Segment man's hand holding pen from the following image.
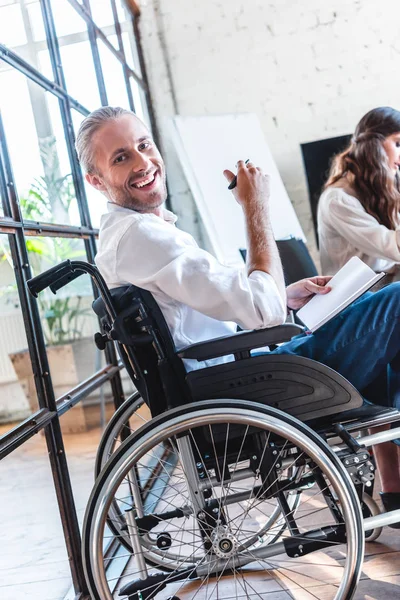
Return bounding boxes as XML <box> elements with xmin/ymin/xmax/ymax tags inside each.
<box><xmin>223</xmin><ymin>159</ymin><xmax>271</xmax><ymax>210</ymax></box>
<box><xmin>223</xmin><ymin>159</ymin><xmax>286</xmax><ymax>301</ymax></box>
<box><xmin>227</xmin><ymin>158</ymin><xmax>250</xmax><ymax>189</ymax></box>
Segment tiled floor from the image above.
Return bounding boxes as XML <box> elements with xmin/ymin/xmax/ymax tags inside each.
<box><xmin>1</xmin><ymin>418</ymin><xmax>400</xmax><ymax>600</ymax></box>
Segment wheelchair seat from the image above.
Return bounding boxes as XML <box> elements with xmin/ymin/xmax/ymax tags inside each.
<box><xmin>186</xmin><ymin>353</ymin><xmax>362</xmax><ymax>422</ymax></box>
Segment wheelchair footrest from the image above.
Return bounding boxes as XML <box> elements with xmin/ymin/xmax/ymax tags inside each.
<box><xmin>283</xmin><ymin>524</ymin><xmax>346</xmax><ymax>558</ymax></box>
<box><xmin>120</xmin><ymin>568</ymin><xmax>196</xmax><ymax>599</ymax></box>
<box><xmin>135</xmin><ymin>507</ymin><xmax>186</xmax><ymax>534</ymax></box>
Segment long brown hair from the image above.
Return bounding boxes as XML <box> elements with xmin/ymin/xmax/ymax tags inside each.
<box><xmin>325</xmin><ymin>106</ymin><xmax>400</xmax><ymax>229</ymax></box>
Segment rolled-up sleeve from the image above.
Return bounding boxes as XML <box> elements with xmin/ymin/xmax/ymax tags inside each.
<box><xmin>115</xmin><ymin>217</ymin><xmax>287</xmax><ymax>331</ymax></box>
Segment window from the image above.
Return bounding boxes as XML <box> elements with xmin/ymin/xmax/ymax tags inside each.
<box><xmin>0</xmin><ymin>1</ymin><xmax>53</xmax><ymax>79</ymax></box>
<box><xmin>0</xmin><ymin>1</ymin><xmax>154</xmax><ymax>596</ymax></box>
<box><xmin>0</xmin><ymin>76</ymin><xmax>82</xmax><ymax>225</ymax></box>
<box><xmin>0</xmin><ymin>234</ymin><xmax>31</xmax><ymax>419</ymax></box>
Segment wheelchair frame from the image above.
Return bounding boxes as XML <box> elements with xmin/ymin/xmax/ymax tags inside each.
<box><xmin>27</xmin><ymin>259</ymin><xmax>400</xmax><ymax>600</ymax></box>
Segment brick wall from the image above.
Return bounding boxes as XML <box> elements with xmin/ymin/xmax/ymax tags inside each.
<box><xmin>138</xmin><ymin>0</ymin><xmax>400</xmax><ymax>262</ymax></box>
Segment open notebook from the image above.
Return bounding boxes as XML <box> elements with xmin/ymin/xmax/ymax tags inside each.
<box><xmin>297</xmin><ymin>256</ymin><xmax>385</xmax><ymax>332</ymax></box>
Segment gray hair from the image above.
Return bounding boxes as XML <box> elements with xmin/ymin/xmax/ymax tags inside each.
<box><xmin>75</xmin><ymin>106</ymin><xmax>135</xmax><ymax>174</ymax></box>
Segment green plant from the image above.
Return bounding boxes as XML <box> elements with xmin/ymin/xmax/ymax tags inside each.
<box><xmin>18</xmin><ymin>137</ymin><xmax>93</xmax><ymax>345</ymax></box>
<box><xmin>0</xmin><ymin>238</ymin><xmax>92</xmax><ymax>345</ymax></box>
<box><xmin>27</xmin><ymin>238</ymin><xmax>93</xmax><ymax>346</ymax></box>
<box><xmin>39</xmin><ymin>295</ymin><xmax>91</xmax><ymax>346</ymax></box>
<box><xmin>19</xmin><ymin>137</ymin><xmax>74</xmax><ymax>223</ymax></box>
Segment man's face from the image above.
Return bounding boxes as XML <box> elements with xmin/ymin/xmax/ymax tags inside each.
<box><xmin>86</xmin><ymin>114</ymin><xmax>167</xmax><ymax>213</ymax></box>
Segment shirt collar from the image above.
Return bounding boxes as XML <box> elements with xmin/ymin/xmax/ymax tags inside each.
<box><xmin>107</xmin><ymin>201</ymin><xmax>177</xmax><ymax>224</ymax></box>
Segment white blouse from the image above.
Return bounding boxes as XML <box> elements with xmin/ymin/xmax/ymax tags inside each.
<box><xmin>317</xmin><ymin>187</ymin><xmax>400</xmax><ymax>275</ymax></box>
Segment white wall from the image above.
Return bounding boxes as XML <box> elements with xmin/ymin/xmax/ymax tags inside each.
<box><xmin>138</xmin><ymin>0</ymin><xmax>400</xmax><ymax>260</ymax></box>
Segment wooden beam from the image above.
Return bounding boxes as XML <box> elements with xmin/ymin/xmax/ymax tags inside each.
<box><xmin>124</xmin><ymin>0</ymin><xmax>141</xmax><ymax>17</ymax></box>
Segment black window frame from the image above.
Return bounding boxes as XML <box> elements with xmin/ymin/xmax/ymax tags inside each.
<box><xmin>0</xmin><ymin>1</ymin><xmax>157</xmax><ymax>595</ymax></box>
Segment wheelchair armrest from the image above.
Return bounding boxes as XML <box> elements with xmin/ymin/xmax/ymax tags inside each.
<box><xmin>177</xmin><ymin>323</ymin><xmax>304</xmax><ymax>361</ymax></box>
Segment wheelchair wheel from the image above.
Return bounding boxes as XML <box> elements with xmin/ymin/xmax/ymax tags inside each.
<box><xmin>83</xmin><ymin>400</ymin><xmax>364</xmax><ymax>600</ymax></box>
<box><xmin>94</xmin><ymin>392</ymin><xmax>300</xmax><ymax>555</ymax></box>
<box><xmin>95</xmin><ymin>392</ymin><xmax>147</xmax><ymax>476</ymax></box>
<box><xmin>94</xmin><ymin>392</ymin><xmax>154</xmax><ymax>552</ymax></box>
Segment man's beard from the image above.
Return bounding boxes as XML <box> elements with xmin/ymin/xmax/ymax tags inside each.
<box><xmin>108</xmin><ymin>181</ymin><xmax>167</xmax><ymax>213</ymax></box>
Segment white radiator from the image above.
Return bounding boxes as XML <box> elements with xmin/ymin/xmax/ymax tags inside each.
<box><xmin>0</xmin><ymin>310</ymin><xmax>28</xmax><ymax>383</ymax></box>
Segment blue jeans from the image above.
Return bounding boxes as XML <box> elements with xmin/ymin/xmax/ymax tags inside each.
<box><xmin>270</xmin><ymin>282</ymin><xmax>400</xmax><ymax>410</ymax></box>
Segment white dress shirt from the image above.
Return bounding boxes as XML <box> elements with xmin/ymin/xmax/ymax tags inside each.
<box><xmin>318</xmin><ymin>187</ymin><xmax>400</xmax><ymax>275</ymax></box>
<box><xmin>95</xmin><ymin>202</ymin><xmax>286</xmax><ymax>370</ymax></box>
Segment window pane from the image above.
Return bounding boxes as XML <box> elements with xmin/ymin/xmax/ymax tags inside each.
<box><xmin>0</xmin><ymin>417</ymin><xmax>115</xmax><ymax>593</ymax></box>
<box><xmin>0</xmin><ymin>234</ymin><xmax>33</xmax><ymax>429</ymax></box>
<box><xmin>26</xmin><ymin>236</ymin><xmax>107</xmax><ymax>411</ymax></box>
<box><xmin>59</xmin><ymin>38</ymin><xmax>101</xmax><ymax>110</ymax></box>
<box><xmin>0</xmin><ymin>70</ymin><xmax>42</xmax><ymax>200</ymax></box>
<box><xmin>0</xmin><ymin>71</ymin><xmax>82</xmax><ymax>226</ymax></box>
<box><xmin>0</xmin><ymin>3</ymin><xmax>27</xmax><ymax>47</ymax></box>
<box><xmin>120</xmin><ymin>23</ymin><xmax>142</xmax><ymax>76</ymax></box>
<box><xmin>121</xmin><ymin>366</ymin><xmax>137</xmax><ymax>399</ymax></box>
<box><xmin>130</xmin><ymin>76</ymin><xmax>151</xmax><ymax>128</ymax></box>
<box><xmin>71</xmin><ymin>109</ymin><xmax>108</xmax><ymax>229</ymax></box>
<box><xmin>62</xmin><ymin>402</ymin><xmax>112</xmax><ymax>533</ymax></box>
<box><xmin>50</xmin><ymin>0</ymin><xmax>87</xmax><ymax>37</ymax></box>
<box><xmin>88</xmin><ymin>0</ymin><xmax>116</xmax><ymax>38</ymax></box>
<box><xmin>84</xmin><ymin>177</ymin><xmax>107</xmax><ymax>229</ymax></box>
<box><xmin>36</xmin><ymin>47</ymin><xmax>54</xmax><ymax>80</ymax></box>
<box><xmin>0</xmin><ymin>1</ymin><xmax>52</xmax><ymax>80</ymax></box>
<box><xmin>93</xmin><ymin>1</ymin><xmax>143</xmax><ymax>76</ymax></box>
<box><xmin>115</xmin><ymin>0</ymin><xmax>131</xmax><ymax>27</ymax></box>
<box><xmin>0</xmin><ymin>174</ymin><xmax>5</xmax><ymax>217</ymax></box>
<box><xmin>88</xmin><ymin>0</ymin><xmax>141</xmax><ymax>78</ymax></box>
<box><xmin>63</xmin><ymin>381</ymin><xmax>118</xmax><ymax>535</ymax></box>
<box><xmin>0</xmin><ymin>434</ymin><xmax>72</xmax><ymax>598</ymax></box>
<box><xmin>51</xmin><ymin>0</ymin><xmax>101</xmax><ymax>110</ymax></box>
<box><xmin>26</xmin><ymin>0</ymin><xmax>46</xmax><ymax>43</ymax></box>
<box><xmin>98</xmin><ymin>38</ymin><xmax>130</xmax><ymax>108</ymax></box>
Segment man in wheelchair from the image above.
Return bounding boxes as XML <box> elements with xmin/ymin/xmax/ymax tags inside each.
<box><xmin>76</xmin><ymin>106</ymin><xmax>400</xmax><ymax>520</ymax></box>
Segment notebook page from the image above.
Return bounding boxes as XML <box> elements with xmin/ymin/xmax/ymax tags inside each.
<box><xmin>297</xmin><ymin>257</ymin><xmax>378</xmax><ymax>331</ymax></box>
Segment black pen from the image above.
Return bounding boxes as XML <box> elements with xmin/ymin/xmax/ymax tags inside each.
<box><xmin>228</xmin><ymin>158</ymin><xmax>250</xmax><ymax>190</ymax></box>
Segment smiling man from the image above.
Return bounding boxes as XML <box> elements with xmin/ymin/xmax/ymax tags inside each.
<box><xmin>84</xmin><ymin>112</ymin><xmax>167</xmax><ymax>214</ymax></box>
<box><xmin>76</xmin><ymin>106</ymin><xmax>293</xmax><ymax>361</ymax></box>
<box><xmin>76</xmin><ymin>106</ymin><xmax>400</xmax><ymax>516</ymax></box>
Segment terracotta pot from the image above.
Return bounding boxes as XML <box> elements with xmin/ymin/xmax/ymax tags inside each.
<box><xmin>9</xmin><ymin>338</ymin><xmax>98</xmax><ymax>433</ymax></box>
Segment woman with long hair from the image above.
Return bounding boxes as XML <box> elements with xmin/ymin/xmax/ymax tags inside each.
<box><xmin>318</xmin><ymin>107</ymin><xmax>400</xmax><ymax>522</ymax></box>
<box><xmin>318</xmin><ymin>106</ymin><xmax>400</xmax><ymax>276</ymax></box>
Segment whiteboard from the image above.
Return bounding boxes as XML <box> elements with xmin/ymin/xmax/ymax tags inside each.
<box><xmin>171</xmin><ymin>114</ymin><xmax>305</xmax><ymax>267</ymax></box>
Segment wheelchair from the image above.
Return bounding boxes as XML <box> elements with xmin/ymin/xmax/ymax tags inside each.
<box><xmin>28</xmin><ymin>260</ymin><xmax>400</xmax><ymax>600</ymax></box>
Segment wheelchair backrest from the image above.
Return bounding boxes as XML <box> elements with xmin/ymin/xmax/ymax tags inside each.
<box><xmin>240</xmin><ymin>238</ymin><xmax>318</xmax><ymax>286</ymax></box>
<box><xmin>92</xmin><ymin>284</ymin><xmax>190</xmax><ymax>417</ymax></box>
<box><xmin>276</xmin><ymin>238</ymin><xmax>318</xmax><ymax>285</ymax></box>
